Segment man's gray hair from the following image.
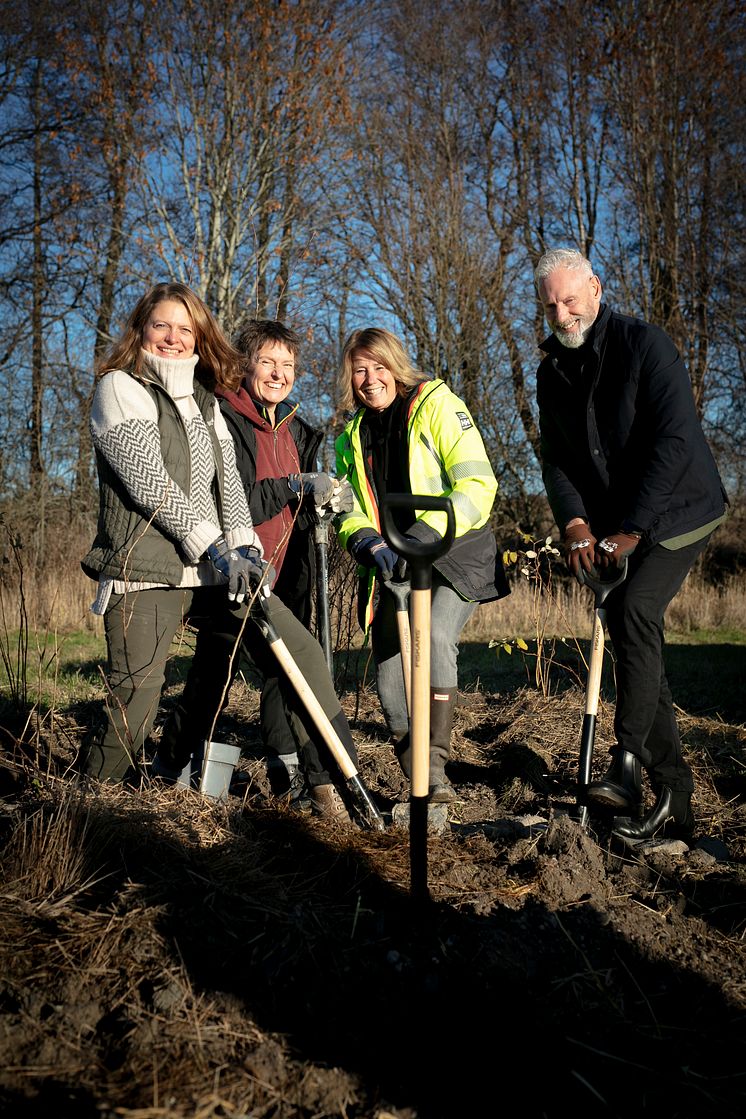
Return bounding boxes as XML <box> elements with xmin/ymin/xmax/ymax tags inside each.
<box><xmin>534</xmin><ymin>249</ymin><xmax>594</xmax><ymax>287</ymax></box>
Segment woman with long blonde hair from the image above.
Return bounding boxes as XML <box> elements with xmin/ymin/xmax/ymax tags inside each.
<box><xmin>82</xmin><ymin>285</ymin><xmax>362</xmax><ymax>818</ymax></box>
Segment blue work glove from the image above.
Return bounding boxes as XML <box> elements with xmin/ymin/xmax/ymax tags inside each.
<box><xmin>207</xmin><ymin>538</ymin><xmax>264</xmax><ymax>603</ymax></box>
<box><xmin>350</xmin><ymin>534</ymin><xmax>399</xmax><ymax>576</ymax></box>
<box><xmin>238</xmin><ymin>545</ymin><xmax>275</xmax><ymax>590</ymax></box>
<box><xmin>287</xmin><ymin>472</ymin><xmax>336</xmax><ymax>507</ymax></box>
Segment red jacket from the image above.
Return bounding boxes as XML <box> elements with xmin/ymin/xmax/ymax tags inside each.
<box><xmin>217</xmin><ymin>388</ymin><xmax>321</xmax><ymax>613</ymax></box>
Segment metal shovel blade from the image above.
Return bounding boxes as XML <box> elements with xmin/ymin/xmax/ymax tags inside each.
<box><xmin>391</xmin><ymin>800</ymin><xmax>449</xmax><ymax>833</ymax></box>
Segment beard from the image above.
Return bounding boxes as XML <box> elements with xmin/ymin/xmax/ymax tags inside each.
<box><xmin>552</xmin><ymin>314</ymin><xmax>595</xmax><ymax>349</ymax></box>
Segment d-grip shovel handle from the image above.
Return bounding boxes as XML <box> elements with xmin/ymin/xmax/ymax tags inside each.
<box><xmin>577</xmin><ymin>557</ymin><xmax>628</xmax><ymax>607</ymax></box>
<box><xmin>381</xmin><ymin>494</ymin><xmax>455</xmax><ymax>589</ymax></box>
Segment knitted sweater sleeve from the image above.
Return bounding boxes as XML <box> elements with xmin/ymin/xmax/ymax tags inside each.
<box><xmin>91</xmin><ymin>371</ymin><xmax>223</xmax><ymax>563</ymax></box>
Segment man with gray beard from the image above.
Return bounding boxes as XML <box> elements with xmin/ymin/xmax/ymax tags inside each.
<box><xmin>534</xmin><ymin>248</ymin><xmax>727</xmax><ymax>841</ymax></box>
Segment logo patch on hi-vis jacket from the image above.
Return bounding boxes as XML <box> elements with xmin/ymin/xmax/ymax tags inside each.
<box><xmin>456</xmin><ymin>411</ymin><xmax>473</xmax><ymax>430</ymax></box>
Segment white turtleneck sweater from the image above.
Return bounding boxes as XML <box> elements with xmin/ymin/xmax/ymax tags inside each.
<box><xmin>89</xmin><ymin>349</ymin><xmax>260</xmax><ymax>610</ymax></box>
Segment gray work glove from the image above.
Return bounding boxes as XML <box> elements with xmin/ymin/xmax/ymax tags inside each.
<box><xmin>239</xmin><ymin>545</ymin><xmax>275</xmax><ymax>591</ymax></box>
<box><xmin>207</xmin><ymin>537</ymin><xmax>264</xmax><ymax>603</ymax></box>
<box><xmin>287</xmin><ymin>472</ymin><xmax>336</xmax><ymax>507</ymax></box>
<box><xmin>329</xmin><ymin>478</ymin><xmax>354</xmax><ymax>514</ymax></box>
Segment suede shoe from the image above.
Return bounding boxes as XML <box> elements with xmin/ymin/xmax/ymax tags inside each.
<box><xmin>310</xmin><ymin>784</ymin><xmax>352</xmax><ymax>824</ymax></box>
<box><xmin>587</xmin><ymin>748</ymin><xmax>642</xmax><ymax>814</ymax></box>
<box><xmin>612</xmin><ymin>786</ymin><xmax>694</xmax><ymax>842</ymax></box>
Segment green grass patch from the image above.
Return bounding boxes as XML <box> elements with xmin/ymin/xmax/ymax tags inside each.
<box><xmin>458</xmin><ymin>633</ymin><xmax>746</xmax><ymax>725</ymax></box>
<box><xmin>3</xmin><ymin>625</ymin><xmax>745</xmax><ymax>726</ymax></box>
<box><xmin>0</xmin><ymin>627</ymin><xmax>201</xmax><ymax>711</ymax></box>
<box><xmin>667</xmin><ymin>627</ymin><xmax>746</xmax><ymax>646</ymax></box>
<box><xmin>0</xmin><ymin>629</ymin><xmax>106</xmax><ymax>708</ymax></box>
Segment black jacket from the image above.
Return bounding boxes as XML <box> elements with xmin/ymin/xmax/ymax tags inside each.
<box><xmin>536</xmin><ymin>304</ymin><xmax>727</xmax><ymax>543</ymax></box>
<box><xmin>220</xmin><ymin>396</ymin><xmax>323</xmax><ymax>626</ymax></box>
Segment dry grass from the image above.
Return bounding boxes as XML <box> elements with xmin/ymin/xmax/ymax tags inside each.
<box><xmin>468</xmin><ymin>571</ymin><xmax>746</xmax><ymax>642</ymax></box>
<box><xmin>3</xmin><ymin>550</ymin><xmax>745</xmax><ymax>651</ymax></box>
<box><xmin>1</xmin><ymin>685</ymin><xmax>745</xmax><ymax>1117</ymax></box>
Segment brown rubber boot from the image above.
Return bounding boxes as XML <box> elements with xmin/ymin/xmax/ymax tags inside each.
<box><xmin>393</xmin><ymin>731</ymin><xmax>412</xmax><ymax>778</ymax></box>
<box><xmin>429</xmin><ymin>688</ymin><xmax>458</xmax><ymax>804</ymax></box>
<box><xmin>309</xmin><ymin>783</ymin><xmax>352</xmax><ymax>824</ymax></box>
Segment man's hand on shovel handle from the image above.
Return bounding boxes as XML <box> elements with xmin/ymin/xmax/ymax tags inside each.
<box><xmin>563</xmin><ymin>519</ymin><xmax>597</xmax><ymax>584</ymax></box>
<box><xmin>595</xmin><ymin>531</ymin><xmax>641</xmax><ymax>569</ymax></box>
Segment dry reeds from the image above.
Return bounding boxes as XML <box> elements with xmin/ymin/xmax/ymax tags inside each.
<box><xmin>467</xmin><ymin>571</ymin><xmax>746</xmax><ymax>642</ymax></box>
<box><xmin>3</xmin><ymin>544</ymin><xmax>745</xmax><ymax>650</ymax></box>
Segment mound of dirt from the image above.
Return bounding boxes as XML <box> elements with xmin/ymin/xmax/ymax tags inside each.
<box><xmin>0</xmin><ymin>682</ymin><xmax>744</xmax><ymax>1118</ymax></box>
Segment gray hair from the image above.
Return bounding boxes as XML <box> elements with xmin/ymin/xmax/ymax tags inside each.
<box><xmin>534</xmin><ymin>249</ymin><xmax>594</xmax><ymax>287</ymax></box>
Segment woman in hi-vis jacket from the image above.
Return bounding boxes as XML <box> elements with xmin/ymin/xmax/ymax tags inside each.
<box><xmin>335</xmin><ymin>328</ymin><xmax>508</xmax><ymax>804</ymax></box>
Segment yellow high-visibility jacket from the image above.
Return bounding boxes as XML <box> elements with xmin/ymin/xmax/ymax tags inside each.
<box><xmin>335</xmin><ymin>379</ymin><xmax>506</xmax><ymax>631</ymax></box>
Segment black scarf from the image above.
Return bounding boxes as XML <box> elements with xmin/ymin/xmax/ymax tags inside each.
<box><xmin>360</xmin><ymin>391</ymin><xmax>413</xmax><ymax>532</ymax></box>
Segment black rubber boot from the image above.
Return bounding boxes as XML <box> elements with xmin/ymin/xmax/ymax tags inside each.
<box><xmin>587</xmin><ymin>747</ymin><xmax>643</xmax><ymax>814</ymax></box>
<box><xmin>612</xmin><ymin>786</ymin><xmax>694</xmax><ymax>842</ymax></box>
<box><xmin>429</xmin><ymin>688</ymin><xmax>457</xmax><ymax>804</ymax></box>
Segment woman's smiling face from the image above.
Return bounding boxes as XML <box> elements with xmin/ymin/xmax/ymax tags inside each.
<box><xmin>142</xmin><ymin>300</ymin><xmax>196</xmax><ymax>359</ymax></box>
<box><xmin>351</xmin><ymin>349</ymin><xmax>398</xmax><ymax>411</ymax></box>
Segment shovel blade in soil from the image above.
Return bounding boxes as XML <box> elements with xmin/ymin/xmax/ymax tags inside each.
<box><xmin>391</xmin><ymin>801</ymin><xmax>449</xmax><ymax>833</ymax></box>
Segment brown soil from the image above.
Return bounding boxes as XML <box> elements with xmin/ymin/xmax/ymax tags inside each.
<box><xmin>0</xmin><ymin>678</ymin><xmax>744</xmax><ymax>1119</ymax></box>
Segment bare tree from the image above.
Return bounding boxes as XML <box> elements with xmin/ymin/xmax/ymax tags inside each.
<box><xmin>1</xmin><ymin>0</ymin><xmax>742</xmax><ymax>558</ymax></box>
<box><xmin>53</xmin><ymin>0</ymin><xmax>159</xmax><ymax>509</ymax></box>
<box><xmin>600</xmin><ymin>0</ymin><xmax>744</xmax><ymax>417</ymax></box>
<box><xmin>0</xmin><ymin>1</ymin><xmax>79</xmax><ymax>508</ymax></box>
<box><xmin>135</xmin><ymin>0</ymin><xmax>352</xmax><ymax>334</ymax></box>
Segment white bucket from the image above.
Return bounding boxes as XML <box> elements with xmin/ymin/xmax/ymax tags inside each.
<box><xmin>199</xmin><ymin>741</ymin><xmax>241</xmax><ymax>802</ymax></box>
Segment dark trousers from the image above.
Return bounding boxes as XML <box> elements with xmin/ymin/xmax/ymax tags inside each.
<box><xmin>258</xmin><ymin>674</ymin><xmax>296</xmax><ymax>756</ymax></box>
<box><xmin>604</xmin><ymin>536</ymin><xmax>710</xmax><ymax>793</ymax></box>
<box><xmin>86</xmin><ymin>586</ymin><xmax>356</xmax><ymax>785</ymax></box>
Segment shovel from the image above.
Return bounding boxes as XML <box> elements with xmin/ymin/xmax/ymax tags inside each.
<box><xmin>314</xmin><ymin>505</ymin><xmax>334</xmax><ymax>675</ymax></box>
<box><xmin>576</xmin><ymin>558</ymin><xmax>628</xmax><ymax>830</ymax></box>
<box><xmin>381</xmin><ymin>493</ymin><xmax>456</xmax><ymax>901</ymax></box>
<box><xmin>381</xmin><ymin>569</ymin><xmax>450</xmax><ymax>838</ymax></box>
<box><xmin>380</xmin><ymin>568</ymin><xmax>412</xmax><ymax>715</ymax></box>
<box><xmin>253</xmin><ymin>588</ymin><xmax>385</xmax><ymax>831</ymax></box>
